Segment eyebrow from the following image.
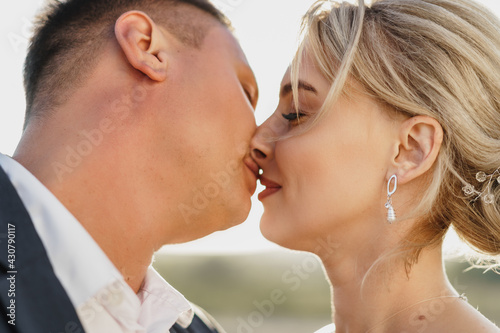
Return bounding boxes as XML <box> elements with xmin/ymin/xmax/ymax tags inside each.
<box><xmin>280</xmin><ymin>81</ymin><xmax>318</xmax><ymax>98</ymax></box>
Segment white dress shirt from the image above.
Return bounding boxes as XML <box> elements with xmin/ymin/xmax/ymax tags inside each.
<box><xmin>0</xmin><ymin>154</ymin><xmax>193</xmax><ymax>332</ymax></box>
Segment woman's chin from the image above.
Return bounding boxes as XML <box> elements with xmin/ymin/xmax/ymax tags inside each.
<box><xmin>259</xmin><ymin>215</ymin><xmax>304</xmax><ymax>251</ymax></box>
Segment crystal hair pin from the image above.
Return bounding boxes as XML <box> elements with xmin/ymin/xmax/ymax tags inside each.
<box><xmin>462</xmin><ymin>167</ymin><xmax>500</xmax><ymax>204</ymax></box>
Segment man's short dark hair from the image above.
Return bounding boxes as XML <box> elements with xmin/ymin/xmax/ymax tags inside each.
<box><xmin>23</xmin><ymin>0</ymin><xmax>231</xmax><ymax>125</ymax></box>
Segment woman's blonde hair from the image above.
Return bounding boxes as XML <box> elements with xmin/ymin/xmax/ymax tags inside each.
<box><xmin>293</xmin><ymin>0</ymin><xmax>500</xmax><ymax>266</ymax></box>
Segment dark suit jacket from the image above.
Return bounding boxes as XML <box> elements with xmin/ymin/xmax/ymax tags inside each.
<box><xmin>0</xmin><ymin>165</ymin><xmax>222</xmax><ymax>333</ymax></box>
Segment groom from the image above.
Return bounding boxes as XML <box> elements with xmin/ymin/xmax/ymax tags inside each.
<box><xmin>0</xmin><ymin>0</ymin><xmax>259</xmax><ymax>332</ymax></box>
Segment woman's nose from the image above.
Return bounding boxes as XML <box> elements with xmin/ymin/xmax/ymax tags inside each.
<box><xmin>250</xmin><ymin>121</ymin><xmax>276</xmax><ymax>166</ymax></box>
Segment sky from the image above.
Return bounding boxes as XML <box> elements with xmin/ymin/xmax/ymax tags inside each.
<box><xmin>1</xmin><ymin>0</ymin><xmax>500</xmax><ymax>254</ymax></box>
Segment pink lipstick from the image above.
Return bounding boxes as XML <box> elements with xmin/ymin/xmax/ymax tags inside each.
<box><xmin>258</xmin><ymin>176</ymin><xmax>282</xmax><ymax>201</ymax></box>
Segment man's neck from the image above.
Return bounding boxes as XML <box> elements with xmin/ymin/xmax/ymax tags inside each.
<box><xmin>14</xmin><ymin>142</ymin><xmax>159</xmax><ymax>293</ymax></box>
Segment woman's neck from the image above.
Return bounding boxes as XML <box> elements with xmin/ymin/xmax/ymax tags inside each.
<box><xmin>321</xmin><ymin>244</ymin><xmax>458</xmax><ymax>332</ymax></box>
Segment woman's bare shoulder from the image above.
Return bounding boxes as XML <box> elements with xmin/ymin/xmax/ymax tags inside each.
<box><xmin>435</xmin><ymin>301</ymin><xmax>500</xmax><ymax>333</ymax></box>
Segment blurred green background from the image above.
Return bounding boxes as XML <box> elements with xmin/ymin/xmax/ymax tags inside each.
<box><xmin>153</xmin><ymin>251</ymin><xmax>500</xmax><ymax>333</ymax></box>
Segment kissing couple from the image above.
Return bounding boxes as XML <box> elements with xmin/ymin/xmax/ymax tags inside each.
<box><xmin>1</xmin><ymin>0</ymin><xmax>499</xmax><ymax>332</ymax></box>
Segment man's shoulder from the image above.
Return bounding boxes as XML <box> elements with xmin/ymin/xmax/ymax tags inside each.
<box><xmin>170</xmin><ymin>303</ymin><xmax>226</xmax><ymax>333</ymax></box>
<box><xmin>0</xmin><ymin>163</ymin><xmax>85</xmax><ymax>333</ymax></box>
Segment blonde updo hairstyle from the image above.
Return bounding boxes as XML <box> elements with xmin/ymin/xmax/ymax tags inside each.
<box><xmin>292</xmin><ymin>0</ymin><xmax>500</xmax><ymax>267</ymax></box>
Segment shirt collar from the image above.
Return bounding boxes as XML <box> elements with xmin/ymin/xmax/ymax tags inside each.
<box><xmin>138</xmin><ymin>267</ymin><xmax>194</xmax><ymax>329</ymax></box>
<box><xmin>0</xmin><ymin>154</ymin><xmax>194</xmax><ymax>329</ymax></box>
<box><xmin>0</xmin><ymin>153</ymin><xmax>122</xmax><ymax>306</ymax></box>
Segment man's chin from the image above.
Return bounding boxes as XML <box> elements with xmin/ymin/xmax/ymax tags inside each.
<box><xmin>188</xmin><ymin>212</ymin><xmax>248</xmax><ymax>241</ymax></box>
<box><xmin>218</xmin><ymin>196</ymin><xmax>253</xmax><ymax>230</ymax></box>
<box><xmin>223</xmin><ymin>209</ymin><xmax>252</xmax><ymax>231</ymax></box>
<box><xmin>170</xmin><ymin>192</ymin><xmax>253</xmax><ymax>243</ymax></box>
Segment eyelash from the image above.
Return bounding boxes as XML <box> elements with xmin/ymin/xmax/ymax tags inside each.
<box><xmin>282</xmin><ymin>111</ymin><xmax>307</xmax><ymax>125</ymax></box>
<box><xmin>242</xmin><ymin>85</ymin><xmax>254</xmax><ymax>107</ymax></box>
<box><xmin>244</xmin><ymin>90</ymin><xmax>252</xmax><ymax>103</ymax></box>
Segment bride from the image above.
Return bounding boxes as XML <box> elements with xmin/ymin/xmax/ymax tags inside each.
<box><xmin>251</xmin><ymin>0</ymin><xmax>500</xmax><ymax>332</ymax></box>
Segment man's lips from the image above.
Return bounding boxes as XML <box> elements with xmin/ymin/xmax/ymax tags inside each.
<box><xmin>244</xmin><ymin>158</ymin><xmax>260</xmax><ymax>179</ymax></box>
<box><xmin>258</xmin><ymin>175</ymin><xmax>282</xmax><ymax>201</ymax></box>
<box><xmin>244</xmin><ymin>158</ymin><xmax>260</xmax><ymax>195</ymax></box>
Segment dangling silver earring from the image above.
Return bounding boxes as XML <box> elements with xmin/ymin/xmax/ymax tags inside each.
<box><xmin>385</xmin><ymin>175</ymin><xmax>397</xmax><ymax>223</ymax></box>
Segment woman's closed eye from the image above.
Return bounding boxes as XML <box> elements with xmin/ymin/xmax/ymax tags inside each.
<box><xmin>282</xmin><ymin>111</ymin><xmax>307</xmax><ymax>126</ymax></box>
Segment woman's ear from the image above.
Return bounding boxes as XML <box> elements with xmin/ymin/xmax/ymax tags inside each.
<box><xmin>389</xmin><ymin>116</ymin><xmax>444</xmax><ymax>184</ymax></box>
<box><xmin>114</xmin><ymin>11</ymin><xmax>169</xmax><ymax>81</ymax></box>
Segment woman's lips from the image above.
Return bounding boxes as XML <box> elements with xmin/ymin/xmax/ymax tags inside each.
<box><xmin>258</xmin><ymin>176</ymin><xmax>282</xmax><ymax>201</ymax></box>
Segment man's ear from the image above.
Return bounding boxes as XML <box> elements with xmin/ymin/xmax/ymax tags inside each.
<box><xmin>389</xmin><ymin>116</ymin><xmax>444</xmax><ymax>184</ymax></box>
<box><xmin>115</xmin><ymin>11</ymin><xmax>169</xmax><ymax>81</ymax></box>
